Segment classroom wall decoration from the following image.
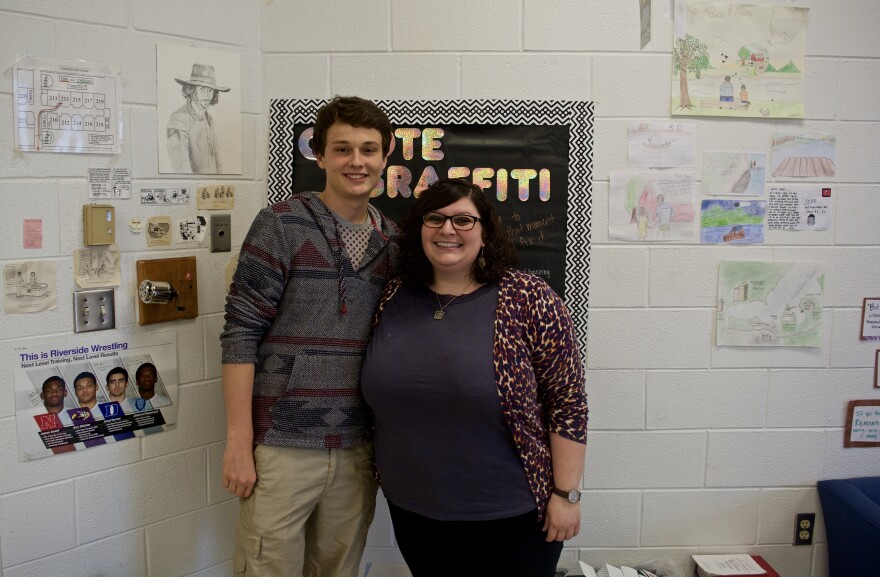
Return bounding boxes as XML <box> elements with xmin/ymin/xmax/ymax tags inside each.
<box><xmin>672</xmin><ymin>3</ymin><xmax>809</xmax><ymax>118</ymax></box>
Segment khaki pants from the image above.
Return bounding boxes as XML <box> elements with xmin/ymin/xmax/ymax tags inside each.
<box><xmin>233</xmin><ymin>443</ymin><xmax>378</xmax><ymax>577</ymax></box>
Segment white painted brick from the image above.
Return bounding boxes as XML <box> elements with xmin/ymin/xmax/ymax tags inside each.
<box><xmin>332</xmin><ymin>55</ymin><xmax>461</xmax><ymax>100</ymax></box>
<box><xmin>642</xmin><ymin>490</ymin><xmax>759</xmax><ymax>546</ymax></box>
<box><xmin>134</xmin><ymin>0</ymin><xmax>255</xmax><ymax>46</ymax></box>
<box><xmin>569</xmin><ymin>490</ymin><xmax>641</xmax><ymax>547</ymax></box>
<box><xmin>694</xmin><ymin>119</ymin><xmax>782</xmax><ymax>161</ymax></box>
<box><xmin>707</xmin><ymin>431</ymin><xmax>825</xmax><ymax>487</ymax></box>
<box><xmin>394</xmin><ymin>1</ymin><xmax>520</xmax><ymax>51</ymax></box>
<box><xmin>589</xmin><ymin>247</ymin><xmax>649</xmax><ymax>307</ymax></box>
<box><xmin>587</xmin><ymin>309</ymin><xmax>712</xmax><ymax>369</ymax></box>
<box><xmin>590</xmin><ymin>181</ymin><xmax>610</xmax><ymax>244</ymax></box>
<box><xmin>199</xmin><ymin>252</ymin><xmax>234</xmax><ymax>315</ymax></box>
<box><xmin>828</xmin><ymin>121</ymin><xmax>880</xmax><ymax>183</ymax></box>
<box><xmin>821</xmin><ymin>430</ymin><xmax>880</xmax><ymax>479</ymax></box>
<box><xmin>806</xmin><ymin>0</ymin><xmax>880</xmax><ymax>59</ymax></box>
<box><xmin>138</xmin><ymin>315</ymin><xmax>205</xmax><ymax>386</ymax></box>
<box><xmin>647</xmin><ymin>370</ymin><xmax>768</xmax><ymax>429</ymax></box>
<box><xmin>774</xmin><ymin>247</ymin><xmax>880</xmax><ymax>308</ymax></box>
<box><xmin>207</xmin><ymin>561</ymin><xmax>234</xmax><ymax>577</ymax></box>
<box><xmin>76</xmin><ymin>449</ymin><xmax>206</xmax><ymax>542</ymax></box>
<box><xmin>711</xmin><ymin>326</ymin><xmax>831</xmax><ymax>369</ymax></box>
<box><xmin>143</xmin><ymin>380</ymin><xmax>225</xmax><ymax>459</ymax></box>
<box><xmin>0</xmin><ymin>180</ymin><xmax>60</xmax><ymax>258</ymax></box>
<box><xmin>367</xmin><ymin>491</ymin><xmax>395</xmax><ymax>547</ymax></box>
<box><xmin>830</xmin><ymin>308</ymin><xmax>880</xmax><ymax>368</ymax></box>
<box><xmin>1</xmin><ymin>530</ymin><xmax>146</xmax><ymax>577</ymax></box>
<box><xmin>0</xmin><ymin>0</ymin><xmax>127</xmax><ymax>27</ymax></box>
<box><xmin>804</xmin><ymin>59</ymin><xmax>840</xmax><ymax>121</ymax></box>
<box><xmin>261</xmin><ymin>0</ymin><xmax>389</xmax><ymax>52</ymax></box>
<box><xmin>58</xmin><ymin>26</ymin><xmax>159</xmax><ymax>107</ymax></box>
<box><xmin>592</xmin><ymin>55</ymin><xmax>672</xmax><ymax>118</ymax></box>
<box><xmin>462</xmin><ymin>55</ymin><xmax>591</xmax><ymax>101</ymax></box>
<box><xmin>591</xmin><ymin>118</ymin><xmax>627</xmax><ymax>182</ymax></box>
<box><xmin>767</xmin><ymin>369</ymin><xmax>878</xmax><ymax>427</ymax></box>
<box><xmin>649</xmin><ymin>247</ymin><xmax>774</xmax><ymax>308</ymax></box>
<box><xmin>758</xmin><ymin>488</ymin><xmax>825</xmax><ymax>545</ymax></box>
<box><xmin>0</xmin><ymin>482</ymin><xmax>75</xmax><ymax>565</ymax></box>
<box><xmin>584</xmin><ymin>370</ymin><xmax>646</xmax><ymax>430</ymax></box>
<box><xmin>207</xmin><ymin>442</ymin><xmax>236</xmax><ymax>506</ymax></box>
<box><xmin>0</xmin><ymin>419</ymin><xmax>140</xmax><ymax>495</ymax></box>
<box><xmin>585</xmin><ymin>432</ymin><xmax>706</xmax><ymax>489</ymax></box>
<box><xmin>0</xmin><ymin>15</ymin><xmax>56</xmax><ymax>81</ymax></box>
<box><xmin>264</xmin><ymin>55</ymin><xmax>329</xmax><ymax>100</ymax></box>
<box><xmin>146</xmin><ymin>500</ymin><xmax>238</xmax><ymax>577</ymax></box>
<box><xmin>812</xmin><ymin>543</ymin><xmax>829</xmax><ymax>577</ymax></box>
<box><xmin>834</xmin><ymin>184</ymin><xmax>880</xmax><ymax>245</ymax></box>
<box><xmin>525</xmin><ymin>0</ymin><xmax>642</xmax><ymax>51</ymax></box>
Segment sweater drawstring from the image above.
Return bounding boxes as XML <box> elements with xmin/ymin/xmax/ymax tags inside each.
<box><xmin>328</xmin><ymin>212</ymin><xmax>348</xmax><ymax>314</ymax></box>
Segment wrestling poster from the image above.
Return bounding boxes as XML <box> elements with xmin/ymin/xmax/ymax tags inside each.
<box><xmin>267</xmin><ymin>99</ymin><xmax>594</xmax><ymax>305</ymax></box>
<box><xmin>14</xmin><ymin>331</ymin><xmax>178</xmax><ymax>461</ymax></box>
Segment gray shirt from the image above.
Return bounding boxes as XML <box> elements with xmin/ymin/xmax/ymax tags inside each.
<box><xmin>361</xmin><ymin>283</ymin><xmax>535</xmax><ymax>521</ymax></box>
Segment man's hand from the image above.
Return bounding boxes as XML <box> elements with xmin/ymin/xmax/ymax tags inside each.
<box><xmin>222</xmin><ymin>439</ymin><xmax>257</xmax><ymax>498</ymax></box>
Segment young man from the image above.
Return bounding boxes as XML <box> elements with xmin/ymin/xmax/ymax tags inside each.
<box><xmin>221</xmin><ymin>96</ymin><xmax>398</xmax><ymax>577</ymax></box>
<box><xmin>135</xmin><ymin>363</ymin><xmax>171</xmax><ymax>408</ymax></box>
<box><xmin>106</xmin><ymin>367</ymin><xmax>133</xmax><ymax>413</ymax></box>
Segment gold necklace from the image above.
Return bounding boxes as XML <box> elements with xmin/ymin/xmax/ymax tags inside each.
<box><xmin>433</xmin><ymin>281</ymin><xmax>473</xmax><ymax>320</ymax></box>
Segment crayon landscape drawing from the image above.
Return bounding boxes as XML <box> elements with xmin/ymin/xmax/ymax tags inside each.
<box><xmin>702</xmin><ymin>152</ymin><xmax>765</xmax><ymax>195</ymax></box>
<box><xmin>628</xmin><ymin>121</ymin><xmax>695</xmax><ymax>167</ymax></box>
<box><xmin>672</xmin><ymin>3</ymin><xmax>808</xmax><ymax>118</ymax></box>
<box><xmin>700</xmin><ymin>199</ymin><xmax>766</xmax><ymax>244</ymax></box>
<box><xmin>609</xmin><ymin>171</ymin><xmax>695</xmax><ymax>242</ymax></box>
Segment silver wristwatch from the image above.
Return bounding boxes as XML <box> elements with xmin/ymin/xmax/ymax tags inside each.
<box><xmin>552</xmin><ymin>486</ymin><xmax>581</xmax><ymax>504</ymax></box>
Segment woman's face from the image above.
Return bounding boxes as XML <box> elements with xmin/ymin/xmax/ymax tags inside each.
<box><xmin>420</xmin><ymin>197</ymin><xmax>484</xmax><ymax>280</ymax></box>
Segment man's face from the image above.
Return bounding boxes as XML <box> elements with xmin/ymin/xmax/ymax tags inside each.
<box><xmin>107</xmin><ymin>373</ymin><xmax>128</xmax><ymax>400</ymax></box>
<box><xmin>315</xmin><ymin>122</ymin><xmax>387</xmax><ymax>206</ymax></box>
<box><xmin>137</xmin><ymin>366</ymin><xmax>157</xmax><ymax>397</ymax></box>
<box><xmin>192</xmin><ymin>86</ymin><xmax>214</xmax><ymax>111</ymax></box>
<box><xmin>74</xmin><ymin>377</ymin><xmax>98</xmax><ymax>407</ymax></box>
<box><xmin>41</xmin><ymin>381</ymin><xmax>67</xmax><ymax>413</ymax></box>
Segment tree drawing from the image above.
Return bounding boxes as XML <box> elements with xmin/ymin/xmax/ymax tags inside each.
<box><xmin>673</xmin><ymin>34</ymin><xmax>710</xmax><ymax>109</ymax></box>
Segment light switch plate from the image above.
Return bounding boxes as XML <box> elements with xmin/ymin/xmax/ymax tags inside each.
<box><xmin>73</xmin><ymin>289</ymin><xmax>116</xmax><ymax>333</ymax></box>
<box><xmin>210</xmin><ymin>214</ymin><xmax>231</xmax><ymax>252</ymax></box>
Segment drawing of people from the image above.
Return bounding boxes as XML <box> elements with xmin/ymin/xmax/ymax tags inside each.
<box><xmin>166</xmin><ymin>63</ymin><xmax>230</xmax><ymax>174</ymax></box>
<box><xmin>720</xmin><ymin>75</ymin><xmax>734</xmax><ymax>103</ymax></box>
<box><xmin>740</xmin><ymin>83</ymin><xmax>750</xmax><ymax>106</ymax></box>
<box><xmin>636</xmin><ymin>206</ymin><xmax>649</xmax><ymax>240</ymax></box>
<box><xmin>656</xmin><ymin>194</ymin><xmax>674</xmax><ymax>240</ymax></box>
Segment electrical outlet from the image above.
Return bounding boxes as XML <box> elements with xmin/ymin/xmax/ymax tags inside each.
<box><xmin>73</xmin><ymin>289</ymin><xmax>116</xmax><ymax>333</ymax></box>
<box><xmin>794</xmin><ymin>512</ymin><xmax>815</xmax><ymax>545</ymax></box>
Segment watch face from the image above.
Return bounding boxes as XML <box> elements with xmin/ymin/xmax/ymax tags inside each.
<box><xmin>567</xmin><ymin>490</ymin><xmax>581</xmax><ymax>503</ymax></box>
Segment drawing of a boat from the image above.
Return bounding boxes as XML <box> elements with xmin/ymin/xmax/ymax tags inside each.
<box><xmin>643</xmin><ymin>134</ymin><xmax>671</xmax><ymax>149</ymax></box>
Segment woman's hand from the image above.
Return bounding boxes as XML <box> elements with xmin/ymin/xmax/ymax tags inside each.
<box><xmin>543</xmin><ymin>495</ymin><xmax>581</xmax><ymax>542</ymax></box>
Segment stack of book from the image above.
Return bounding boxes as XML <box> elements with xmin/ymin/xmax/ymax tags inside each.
<box><xmin>691</xmin><ymin>554</ymin><xmax>780</xmax><ymax>577</ymax></box>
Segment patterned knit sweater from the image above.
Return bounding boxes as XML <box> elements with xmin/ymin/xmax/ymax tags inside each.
<box><xmin>221</xmin><ymin>192</ymin><xmax>398</xmax><ymax>449</ymax></box>
<box><xmin>374</xmin><ymin>269</ymin><xmax>587</xmax><ymax>518</ymax></box>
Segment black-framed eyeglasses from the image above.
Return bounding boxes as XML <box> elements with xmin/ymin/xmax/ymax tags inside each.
<box><xmin>422</xmin><ymin>212</ymin><xmax>482</xmax><ymax>231</ymax></box>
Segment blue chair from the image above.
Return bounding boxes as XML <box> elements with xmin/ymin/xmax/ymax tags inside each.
<box><xmin>817</xmin><ymin>476</ymin><xmax>880</xmax><ymax>577</ymax></box>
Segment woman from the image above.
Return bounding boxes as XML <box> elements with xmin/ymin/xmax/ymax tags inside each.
<box><xmin>361</xmin><ymin>178</ymin><xmax>587</xmax><ymax>577</ymax></box>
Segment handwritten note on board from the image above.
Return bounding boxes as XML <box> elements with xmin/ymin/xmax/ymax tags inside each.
<box><xmin>845</xmin><ymin>400</ymin><xmax>880</xmax><ymax>448</ymax></box>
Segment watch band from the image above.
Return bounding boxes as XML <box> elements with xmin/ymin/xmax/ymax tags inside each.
<box><xmin>552</xmin><ymin>486</ymin><xmax>581</xmax><ymax>503</ymax></box>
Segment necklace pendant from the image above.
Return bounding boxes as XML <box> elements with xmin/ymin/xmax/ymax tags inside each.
<box><xmin>433</xmin><ymin>310</ymin><xmax>445</xmax><ymax>320</ymax></box>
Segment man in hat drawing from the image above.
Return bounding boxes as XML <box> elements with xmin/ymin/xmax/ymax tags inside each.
<box><xmin>167</xmin><ymin>63</ymin><xmax>230</xmax><ymax>174</ymax></box>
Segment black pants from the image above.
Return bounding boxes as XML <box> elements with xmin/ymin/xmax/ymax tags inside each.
<box><xmin>388</xmin><ymin>500</ymin><xmax>564</xmax><ymax>577</ymax></box>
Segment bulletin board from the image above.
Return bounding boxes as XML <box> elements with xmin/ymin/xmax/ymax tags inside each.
<box><xmin>267</xmin><ymin>99</ymin><xmax>594</xmax><ymax>341</ymax></box>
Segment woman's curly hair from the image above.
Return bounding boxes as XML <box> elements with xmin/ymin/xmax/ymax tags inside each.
<box><xmin>396</xmin><ymin>178</ymin><xmax>518</xmax><ymax>287</ymax></box>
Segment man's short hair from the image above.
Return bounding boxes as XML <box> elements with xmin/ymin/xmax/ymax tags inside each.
<box><xmin>107</xmin><ymin>366</ymin><xmax>129</xmax><ymax>383</ymax></box>
<box><xmin>136</xmin><ymin>362</ymin><xmax>157</xmax><ymax>380</ymax></box>
<box><xmin>74</xmin><ymin>371</ymin><xmax>97</xmax><ymax>386</ymax></box>
<box><xmin>311</xmin><ymin>96</ymin><xmax>392</xmax><ymax>158</ymax></box>
<box><xmin>42</xmin><ymin>375</ymin><xmax>65</xmax><ymax>392</ymax></box>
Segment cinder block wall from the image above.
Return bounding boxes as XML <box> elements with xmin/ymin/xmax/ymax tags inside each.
<box><xmin>1</xmin><ymin>1</ymin><xmax>878</xmax><ymax>576</ymax></box>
